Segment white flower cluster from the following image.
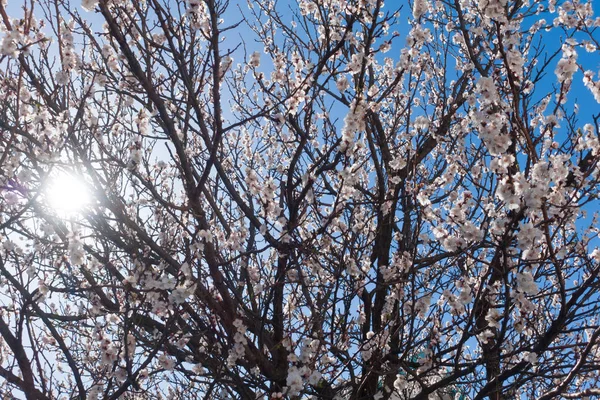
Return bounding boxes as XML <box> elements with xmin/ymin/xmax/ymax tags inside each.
<box><xmin>554</xmin><ymin>0</ymin><xmax>597</xmax><ymax>29</ymax></box>
<box><xmin>478</xmin><ymin>0</ymin><xmax>508</xmax><ymax>21</ymax></box>
<box><xmin>361</xmin><ymin>330</ymin><xmax>390</xmax><ymax>362</ymax></box>
<box><xmin>245</xmin><ymin>167</ymin><xmax>261</xmax><ymax>195</ymax></box>
<box><xmin>340</xmin><ymin>100</ymin><xmax>367</xmax><ymax>155</ymax></box>
<box><xmin>517</xmin><ymin>221</ymin><xmax>542</xmax><ymax>260</ymax></box>
<box><xmin>227</xmin><ymin>319</ymin><xmax>247</xmax><ymax>367</ymax></box>
<box><xmin>136</xmin><ymin>109</ymin><xmax>151</xmax><ymax>136</ymax></box>
<box><xmin>299</xmin><ymin>338</ymin><xmax>319</xmax><ymax>363</ymax></box>
<box><xmin>68</xmin><ymin>230</ymin><xmax>85</xmax><ymax>266</ymax></box>
<box><xmin>158</xmin><ymin>353</ymin><xmax>176</xmax><ymax>370</ymax></box>
<box><xmin>412</xmin><ymin>0</ymin><xmax>429</xmax><ymax>19</ymax></box>
<box><xmin>476</xmin><ymin>76</ymin><xmax>500</xmax><ymax>103</ymax></box>
<box><xmin>555</xmin><ymin>45</ymin><xmax>578</xmax><ymax>84</ymax></box>
<box><xmin>271</xmin><ymin>53</ymin><xmax>287</xmax><ymax>83</ymax></box>
<box><xmin>285</xmin><ymin>364</ymin><xmax>322</xmax><ymax>397</ymax></box>
<box><xmin>576</xmin><ymin>123</ymin><xmax>600</xmax><ymax>156</ymax></box>
<box><xmin>219</xmin><ymin>55</ymin><xmax>232</xmax><ymax>80</ymax></box>
<box><xmin>515</xmin><ymin>269</ymin><xmax>538</xmax><ymax>295</ymax></box>
<box><xmin>127</xmin><ymin>136</ymin><xmax>143</xmax><ymax>171</ymax></box>
<box><xmin>87</xmin><ymin>385</ymin><xmax>103</xmax><ymax>400</ymax></box>
<box><xmin>0</xmin><ymin>30</ymin><xmax>22</xmax><ymax>58</ymax></box>
<box><xmin>477</xmin><ymin>328</ymin><xmax>495</xmax><ymax>345</ymax></box>
<box><xmin>521</xmin><ymin>351</ymin><xmax>538</xmax><ymax>364</ymax></box>
<box><xmin>503</xmin><ymin>36</ymin><xmax>525</xmax><ymax>83</ymax></box>
<box><xmin>97</xmin><ymin>331</ymin><xmax>118</xmax><ymax>366</ymax></box>
<box><xmin>336</xmin><ymin>75</ymin><xmax>349</xmax><ymax>92</ymax></box>
<box><xmin>248</xmin><ymin>51</ymin><xmax>260</xmax><ymax>68</ymax></box>
<box><xmin>473</xmin><ymin>77</ymin><xmax>511</xmax><ymax>156</ymax></box>
<box><xmin>286</xmin><ymin>366</ymin><xmax>304</xmax><ymax>396</ymax></box>
<box><xmin>126</xmin><ymin>333</ymin><xmax>136</xmax><ymax>355</ymax></box>
<box><xmin>407</xmin><ymin>24</ymin><xmax>432</xmax><ymax>48</ymax></box>
<box><xmin>298</xmin><ymin>0</ymin><xmax>318</xmax><ymax>16</ymax></box>
<box><xmin>392</xmin><ymin>369</ymin><xmax>452</xmax><ymax>399</ymax></box>
<box><xmin>511</xmin><ymin>270</ymin><xmax>537</xmax><ymax>317</ymax></box>
<box><xmin>583</xmin><ymin>70</ymin><xmax>600</xmax><ymax>103</ymax></box>
<box><xmin>81</xmin><ymin>0</ymin><xmax>98</xmax><ymax>11</ymax></box>
<box><xmin>347</xmin><ymin>53</ymin><xmax>364</xmax><ymax>74</ymax></box>
<box><xmin>404</xmin><ymin>293</ymin><xmax>432</xmax><ymax>319</ymax></box>
<box><xmin>57</xmin><ymin>19</ymin><xmax>79</xmax><ymax>85</ymax></box>
<box><xmin>168</xmin><ymin>283</ymin><xmax>195</xmax><ymax>305</ymax></box>
<box><xmin>442</xmin><ymin>279</ymin><xmax>473</xmax><ymax>315</ymax></box>
<box><xmin>186</xmin><ymin>0</ymin><xmax>210</xmax><ymax>32</ymax></box>
<box><xmin>485</xmin><ymin>308</ymin><xmax>502</xmax><ymax>329</ymax></box>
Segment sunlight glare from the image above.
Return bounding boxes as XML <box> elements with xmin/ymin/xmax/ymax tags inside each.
<box><xmin>47</xmin><ymin>173</ymin><xmax>90</xmax><ymax>214</ymax></box>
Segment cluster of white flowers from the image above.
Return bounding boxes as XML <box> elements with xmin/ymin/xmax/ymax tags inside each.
<box><xmin>126</xmin><ymin>333</ymin><xmax>136</xmax><ymax>355</ymax></box>
<box><xmin>245</xmin><ymin>167</ymin><xmax>261</xmax><ymax>195</ymax></box>
<box><xmin>285</xmin><ymin>366</ymin><xmax>304</xmax><ymax>396</ymax></box>
<box><xmin>248</xmin><ymin>51</ymin><xmax>260</xmax><ymax>68</ymax></box>
<box><xmin>576</xmin><ymin>123</ymin><xmax>600</xmax><ymax>156</ymax></box>
<box><xmin>186</xmin><ymin>0</ymin><xmax>210</xmax><ymax>32</ymax></box>
<box><xmin>476</xmin><ymin>77</ymin><xmax>499</xmax><ymax>103</ymax></box>
<box><xmin>285</xmin><ymin>86</ymin><xmax>308</xmax><ymax>115</ymax></box>
<box><xmin>340</xmin><ymin>100</ymin><xmax>367</xmax><ymax>154</ymax></box>
<box><xmin>473</xmin><ymin>78</ymin><xmax>511</xmax><ymax>156</ymax></box>
<box><xmin>478</xmin><ymin>0</ymin><xmax>508</xmax><ymax>21</ymax></box>
<box><xmin>101</xmin><ymin>44</ymin><xmax>119</xmax><ymax>75</ymax></box>
<box><xmin>299</xmin><ymin>338</ymin><xmax>319</xmax><ymax>363</ymax></box>
<box><xmin>135</xmin><ymin>109</ymin><xmax>151</xmax><ymax>136</ymax></box>
<box><xmin>86</xmin><ymin>385</ymin><xmax>103</xmax><ymax>400</ymax></box>
<box><xmin>447</xmin><ymin>192</ymin><xmax>484</xmax><ymax>243</ymax></box>
<box><xmin>517</xmin><ymin>221</ymin><xmax>543</xmax><ymax>259</ymax></box>
<box><xmin>583</xmin><ymin>70</ymin><xmax>600</xmax><ymax>103</ymax></box>
<box><xmin>407</xmin><ymin>24</ymin><xmax>432</xmax><ymax>48</ymax></box>
<box><xmin>412</xmin><ymin>0</ymin><xmax>429</xmax><ymax>19</ymax></box>
<box><xmin>285</xmin><ymin>363</ymin><xmax>322</xmax><ymax>397</ymax></box>
<box><xmin>219</xmin><ymin>55</ymin><xmax>233</xmax><ymax>80</ymax></box>
<box><xmin>391</xmin><ymin>251</ymin><xmax>412</xmax><ymax>276</ymax></box>
<box><xmin>97</xmin><ymin>331</ymin><xmax>118</xmax><ymax>366</ymax></box>
<box><xmin>521</xmin><ymin>351</ymin><xmax>538</xmax><ymax>364</ymax></box>
<box><xmin>554</xmin><ymin>0</ymin><xmax>597</xmax><ymax>29</ymax></box>
<box><xmin>489</xmin><ymin>154</ymin><xmax>514</xmax><ymax>175</ymax></box>
<box><xmin>555</xmin><ymin>45</ymin><xmax>578</xmax><ymax>84</ymax></box>
<box><xmin>443</xmin><ymin>280</ymin><xmax>473</xmax><ymax>315</ymax></box>
<box><xmin>227</xmin><ymin>319</ymin><xmax>247</xmax><ymax>367</ymax></box>
<box><xmin>512</xmin><ymin>288</ymin><xmax>536</xmax><ymax>317</ymax></box>
<box><xmin>0</xmin><ymin>30</ymin><xmax>22</xmax><ymax>58</ymax></box>
<box><xmin>298</xmin><ymin>0</ymin><xmax>318</xmax><ymax>16</ymax></box>
<box><xmin>347</xmin><ymin>52</ymin><xmax>364</xmax><ymax>74</ymax></box>
<box><xmin>68</xmin><ymin>230</ymin><xmax>85</xmax><ymax>266</ymax></box>
<box><xmin>477</xmin><ymin>328</ymin><xmax>495</xmax><ymax>345</ymax></box>
<box><xmin>504</xmin><ymin>39</ymin><xmax>525</xmax><ymax>82</ymax></box>
<box><xmin>336</xmin><ymin>75</ymin><xmax>350</xmax><ymax>92</ymax></box>
<box><xmin>81</xmin><ymin>0</ymin><xmax>98</xmax><ymax>11</ymax></box>
<box><xmin>360</xmin><ymin>330</ymin><xmax>390</xmax><ymax>363</ymax></box>
<box><xmin>404</xmin><ymin>294</ymin><xmax>432</xmax><ymax>318</ymax></box>
<box><xmin>168</xmin><ymin>283</ymin><xmax>195</xmax><ymax>305</ymax></box>
<box><xmin>413</xmin><ymin>115</ymin><xmax>430</xmax><ymax>131</ymax></box>
<box><xmin>271</xmin><ymin>53</ymin><xmax>287</xmax><ymax>83</ymax></box>
<box><xmin>127</xmin><ymin>136</ymin><xmax>143</xmax><ymax>170</ymax></box>
<box><xmin>158</xmin><ymin>353</ymin><xmax>176</xmax><ymax>370</ymax></box>
<box><xmin>257</xmin><ymin>177</ymin><xmax>282</xmax><ymax>220</ymax></box>
<box><xmin>57</xmin><ymin>19</ymin><xmax>78</xmax><ymax>85</ymax></box>
<box><xmin>515</xmin><ymin>269</ymin><xmax>538</xmax><ymax>295</ymax></box>
<box><xmin>485</xmin><ymin>308</ymin><xmax>502</xmax><ymax>329</ymax></box>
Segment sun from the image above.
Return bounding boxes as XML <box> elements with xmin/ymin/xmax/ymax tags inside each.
<box><xmin>46</xmin><ymin>173</ymin><xmax>90</xmax><ymax>214</ymax></box>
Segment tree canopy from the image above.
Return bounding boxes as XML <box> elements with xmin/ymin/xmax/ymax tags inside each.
<box><xmin>1</xmin><ymin>0</ymin><xmax>600</xmax><ymax>399</ymax></box>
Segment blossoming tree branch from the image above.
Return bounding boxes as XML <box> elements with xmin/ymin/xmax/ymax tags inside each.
<box><xmin>1</xmin><ymin>0</ymin><xmax>600</xmax><ymax>398</ymax></box>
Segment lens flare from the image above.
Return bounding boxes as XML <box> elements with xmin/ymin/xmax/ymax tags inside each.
<box><xmin>46</xmin><ymin>173</ymin><xmax>90</xmax><ymax>214</ymax></box>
